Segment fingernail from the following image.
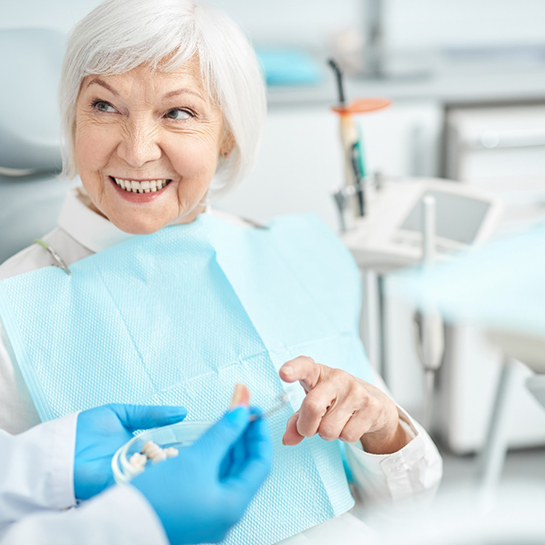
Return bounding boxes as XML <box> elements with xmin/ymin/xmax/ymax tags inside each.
<box><xmin>282</xmin><ymin>366</ymin><xmax>293</xmax><ymax>377</ymax></box>
<box><xmin>230</xmin><ymin>383</ymin><xmax>250</xmax><ymax>408</ymax></box>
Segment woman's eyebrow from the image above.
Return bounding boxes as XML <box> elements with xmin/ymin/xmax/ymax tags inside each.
<box><xmin>87</xmin><ymin>78</ymin><xmax>119</xmax><ymax>96</ymax></box>
<box><xmin>86</xmin><ymin>79</ymin><xmax>203</xmax><ymax>101</ymax></box>
<box><xmin>162</xmin><ymin>88</ymin><xmax>203</xmax><ymax>100</ymax></box>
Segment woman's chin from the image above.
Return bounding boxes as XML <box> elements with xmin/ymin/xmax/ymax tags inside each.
<box><xmin>121</xmin><ymin>224</ymin><xmax>163</xmax><ymax>235</ymax></box>
<box><xmin>108</xmin><ymin>215</ymin><xmax>171</xmax><ymax>236</ymax></box>
<box><xmin>102</xmin><ymin>200</ymin><xmax>203</xmax><ymax>234</ymax></box>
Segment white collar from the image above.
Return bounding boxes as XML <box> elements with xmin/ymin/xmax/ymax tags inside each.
<box><xmin>56</xmin><ymin>185</ymin><xmax>248</xmax><ymax>254</ymax></box>
<box><xmin>57</xmin><ymin>186</ymin><xmax>135</xmax><ymax>254</ymax></box>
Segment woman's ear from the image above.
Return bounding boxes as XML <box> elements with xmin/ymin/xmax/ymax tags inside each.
<box><xmin>220</xmin><ymin>132</ymin><xmax>235</xmax><ymax>158</ymax></box>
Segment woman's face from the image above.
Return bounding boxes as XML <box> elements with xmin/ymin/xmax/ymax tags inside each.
<box><xmin>75</xmin><ymin>60</ymin><xmax>229</xmax><ymax>234</ymax></box>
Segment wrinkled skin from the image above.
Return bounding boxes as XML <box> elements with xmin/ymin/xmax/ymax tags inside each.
<box><xmin>280</xmin><ymin>356</ymin><xmax>411</xmax><ymax>454</ymax></box>
<box><xmin>75</xmin><ymin>58</ymin><xmax>233</xmax><ymax>235</ymax></box>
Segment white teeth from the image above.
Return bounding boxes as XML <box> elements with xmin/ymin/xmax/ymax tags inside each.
<box><xmin>113</xmin><ymin>178</ymin><xmax>169</xmax><ymax>193</ymax></box>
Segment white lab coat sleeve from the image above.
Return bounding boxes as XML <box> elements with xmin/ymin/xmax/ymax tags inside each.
<box><xmin>344</xmin><ymin>371</ymin><xmax>443</xmax><ymax>504</ymax></box>
<box><xmin>0</xmin><ymin>485</ymin><xmax>169</xmax><ymax>545</ymax></box>
<box><xmin>0</xmin><ymin>413</ymin><xmax>78</xmax><ymax>529</ymax></box>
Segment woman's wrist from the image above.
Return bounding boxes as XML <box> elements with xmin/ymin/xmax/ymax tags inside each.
<box><xmin>359</xmin><ymin>413</ymin><xmax>412</xmax><ymax>455</ymax></box>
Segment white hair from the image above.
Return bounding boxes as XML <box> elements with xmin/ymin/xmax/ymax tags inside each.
<box><xmin>58</xmin><ymin>0</ymin><xmax>266</xmax><ymax>198</ymax></box>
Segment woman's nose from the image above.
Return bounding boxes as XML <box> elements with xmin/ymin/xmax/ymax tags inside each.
<box><xmin>116</xmin><ymin>124</ymin><xmax>162</xmax><ymax>167</ymax></box>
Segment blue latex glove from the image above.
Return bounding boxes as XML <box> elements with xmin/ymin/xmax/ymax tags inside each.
<box><xmin>132</xmin><ymin>406</ymin><xmax>272</xmax><ymax>545</ymax></box>
<box><xmin>74</xmin><ymin>404</ymin><xmax>187</xmax><ymax>500</ymax></box>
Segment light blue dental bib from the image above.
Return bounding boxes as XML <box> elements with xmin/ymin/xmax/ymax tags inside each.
<box><xmin>0</xmin><ymin>214</ymin><xmax>373</xmax><ymax>545</ymax></box>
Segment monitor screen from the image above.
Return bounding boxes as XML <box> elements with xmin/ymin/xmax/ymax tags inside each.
<box><xmin>400</xmin><ymin>190</ymin><xmax>490</xmax><ymax>244</ymax></box>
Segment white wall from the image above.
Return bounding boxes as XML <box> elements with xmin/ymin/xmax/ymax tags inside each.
<box><xmin>0</xmin><ymin>0</ymin><xmax>102</xmax><ymax>32</ymax></box>
<box><xmin>2</xmin><ymin>0</ymin><xmax>545</xmax><ymax>51</ymax></box>
<box><xmin>0</xmin><ymin>0</ymin><xmax>363</xmax><ymax>47</ymax></box>
<box><xmin>388</xmin><ymin>0</ymin><xmax>545</xmax><ymax>49</ymax></box>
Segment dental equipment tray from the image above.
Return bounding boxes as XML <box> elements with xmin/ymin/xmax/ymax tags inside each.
<box><xmin>342</xmin><ymin>177</ymin><xmax>504</xmax><ymax>274</ymax></box>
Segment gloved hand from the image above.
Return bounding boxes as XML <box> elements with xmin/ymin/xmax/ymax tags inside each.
<box><xmin>132</xmin><ymin>406</ymin><xmax>272</xmax><ymax>545</ymax></box>
<box><xmin>74</xmin><ymin>404</ymin><xmax>187</xmax><ymax>500</ymax></box>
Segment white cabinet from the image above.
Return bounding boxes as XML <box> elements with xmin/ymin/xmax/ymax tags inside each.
<box><xmin>430</xmin><ymin>103</ymin><xmax>545</xmax><ymax>453</ymax></box>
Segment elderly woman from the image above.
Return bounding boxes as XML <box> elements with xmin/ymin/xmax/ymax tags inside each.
<box><xmin>0</xmin><ymin>1</ymin><xmax>442</xmax><ymax>544</ymax></box>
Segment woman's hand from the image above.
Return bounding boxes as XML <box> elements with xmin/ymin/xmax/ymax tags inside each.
<box><xmin>279</xmin><ymin>356</ymin><xmax>410</xmax><ymax>454</ymax></box>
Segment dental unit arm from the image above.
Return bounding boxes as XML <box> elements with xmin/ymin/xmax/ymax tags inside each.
<box><xmin>412</xmin><ymin>196</ymin><xmax>445</xmax><ymax>430</ymax></box>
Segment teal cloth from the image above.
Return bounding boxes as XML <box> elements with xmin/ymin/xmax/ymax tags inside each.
<box><xmin>256</xmin><ymin>49</ymin><xmax>321</xmax><ymax>86</ymax></box>
<box><xmin>0</xmin><ymin>214</ymin><xmax>372</xmax><ymax>545</ymax></box>
<box><xmin>393</xmin><ymin>220</ymin><xmax>545</xmax><ymax>338</ymax></box>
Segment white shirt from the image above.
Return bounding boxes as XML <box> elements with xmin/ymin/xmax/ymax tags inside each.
<box><xmin>0</xmin><ymin>187</ymin><xmax>443</xmax><ymax>544</ymax></box>
<box><xmin>0</xmin><ymin>413</ymin><xmax>168</xmax><ymax>545</ymax></box>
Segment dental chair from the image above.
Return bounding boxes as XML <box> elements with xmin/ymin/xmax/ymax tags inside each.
<box><xmin>0</xmin><ymin>28</ymin><xmax>75</xmax><ymax>264</ymax></box>
<box><xmin>477</xmin><ymin>330</ymin><xmax>545</xmax><ymax>498</ymax></box>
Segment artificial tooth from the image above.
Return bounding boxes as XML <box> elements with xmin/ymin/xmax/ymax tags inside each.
<box><xmin>112</xmin><ymin>178</ymin><xmax>171</xmax><ymax>193</ymax></box>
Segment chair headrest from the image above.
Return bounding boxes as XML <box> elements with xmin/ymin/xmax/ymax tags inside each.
<box><xmin>0</xmin><ymin>28</ymin><xmax>65</xmax><ymax>174</ymax></box>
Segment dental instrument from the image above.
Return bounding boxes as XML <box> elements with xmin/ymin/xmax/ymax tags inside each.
<box><xmin>250</xmin><ymin>393</ymin><xmax>288</xmax><ymax>422</ymax></box>
<box><xmin>328</xmin><ymin>58</ymin><xmax>390</xmax><ymax>232</ymax></box>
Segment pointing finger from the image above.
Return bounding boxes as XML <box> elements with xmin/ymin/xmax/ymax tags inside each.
<box><xmin>279</xmin><ymin>356</ymin><xmax>322</xmax><ymax>392</ymax></box>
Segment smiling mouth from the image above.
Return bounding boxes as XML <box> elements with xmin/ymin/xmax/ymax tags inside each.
<box><xmin>110</xmin><ymin>176</ymin><xmax>172</xmax><ymax>193</ymax></box>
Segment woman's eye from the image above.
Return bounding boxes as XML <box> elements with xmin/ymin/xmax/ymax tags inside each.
<box><xmin>92</xmin><ymin>100</ymin><xmax>116</xmax><ymax>113</ymax></box>
<box><xmin>165</xmin><ymin>108</ymin><xmax>192</xmax><ymax>121</ymax></box>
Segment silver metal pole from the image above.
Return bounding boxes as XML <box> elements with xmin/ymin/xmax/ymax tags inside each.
<box><xmin>421</xmin><ymin>196</ymin><xmax>437</xmax><ymax>429</ymax></box>
<box><xmin>477</xmin><ymin>356</ymin><xmax>519</xmax><ymax>510</ymax></box>
<box><xmin>363</xmin><ymin>0</ymin><xmax>385</xmax><ymax>78</ymax></box>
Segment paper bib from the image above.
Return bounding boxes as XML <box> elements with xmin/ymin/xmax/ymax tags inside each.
<box><xmin>0</xmin><ymin>214</ymin><xmax>373</xmax><ymax>544</ymax></box>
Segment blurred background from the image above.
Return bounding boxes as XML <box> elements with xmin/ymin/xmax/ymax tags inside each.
<box><xmin>2</xmin><ymin>0</ymin><xmax>545</xmax><ymax>512</ymax></box>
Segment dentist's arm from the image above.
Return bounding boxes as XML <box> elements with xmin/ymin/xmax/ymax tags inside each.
<box><xmin>0</xmin><ymin>404</ymin><xmax>188</xmax><ymax>529</ymax></box>
<box><xmin>0</xmin><ymin>415</ymin><xmax>77</xmax><ymax>529</ymax></box>
<box><xmin>0</xmin><ymin>485</ymin><xmax>168</xmax><ymax>545</ymax></box>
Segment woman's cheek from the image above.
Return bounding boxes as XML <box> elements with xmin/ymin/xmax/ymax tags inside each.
<box><xmin>76</xmin><ymin>125</ymin><xmax>116</xmax><ymax>169</ymax></box>
<box><xmin>166</xmin><ymin>140</ymin><xmax>219</xmax><ymax>179</ymax></box>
